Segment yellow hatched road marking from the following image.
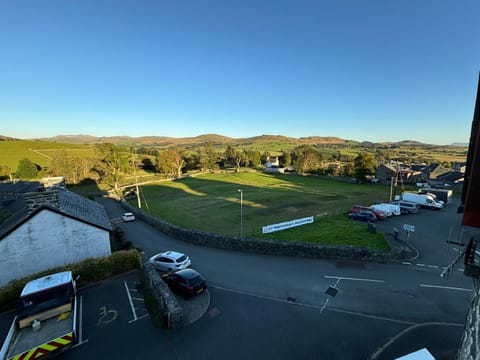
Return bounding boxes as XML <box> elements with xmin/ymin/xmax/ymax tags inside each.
<box><xmin>12</xmin><ymin>332</ymin><xmax>74</xmax><ymax>360</ymax></box>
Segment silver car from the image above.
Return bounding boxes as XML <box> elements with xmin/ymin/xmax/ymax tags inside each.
<box><xmin>149</xmin><ymin>251</ymin><xmax>191</xmax><ymax>272</ymax></box>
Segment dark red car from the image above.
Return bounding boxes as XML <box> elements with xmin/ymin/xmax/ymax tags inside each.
<box><xmin>162</xmin><ymin>269</ymin><xmax>207</xmax><ymax>299</ymax></box>
<box><xmin>349</xmin><ymin>205</ymin><xmax>386</xmax><ymax>220</ymax></box>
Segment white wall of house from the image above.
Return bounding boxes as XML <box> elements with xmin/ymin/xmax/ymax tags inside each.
<box><xmin>0</xmin><ymin>209</ymin><xmax>111</xmax><ymax>287</ymax></box>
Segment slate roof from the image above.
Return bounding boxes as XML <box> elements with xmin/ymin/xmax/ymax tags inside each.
<box><xmin>57</xmin><ymin>190</ymin><xmax>113</xmax><ymax>231</ymax></box>
<box><xmin>0</xmin><ymin>187</ymin><xmax>113</xmax><ymax>240</ymax></box>
<box><xmin>436</xmin><ymin>171</ymin><xmax>464</xmax><ymax>183</ymax></box>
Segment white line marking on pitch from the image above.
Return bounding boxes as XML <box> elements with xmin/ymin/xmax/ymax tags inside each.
<box><xmin>420</xmin><ymin>284</ymin><xmax>472</xmax><ymax>292</ymax></box>
<box><xmin>324</xmin><ymin>276</ymin><xmax>384</xmax><ymax>283</ymax></box>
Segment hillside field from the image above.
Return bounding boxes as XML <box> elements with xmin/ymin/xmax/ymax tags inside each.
<box><xmin>0</xmin><ymin>140</ymin><xmax>93</xmax><ymax>171</ymax></box>
<box><xmin>128</xmin><ymin>171</ymin><xmax>393</xmax><ymax>250</ymax></box>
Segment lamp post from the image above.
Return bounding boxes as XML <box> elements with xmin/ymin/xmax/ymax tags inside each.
<box><xmin>238</xmin><ymin>189</ymin><xmax>243</xmax><ymax>238</ymax></box>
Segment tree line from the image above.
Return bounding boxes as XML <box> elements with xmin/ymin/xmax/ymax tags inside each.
<box><xmin>0</xmin><ymin>142</ymin><xmax>383</xmax><ymax>193</ymax></box>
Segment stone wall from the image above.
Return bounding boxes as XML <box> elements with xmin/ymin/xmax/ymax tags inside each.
<box><xmin>140</xmin><ymin>253</ymin><xmax>184</xmax><ymax>329</ymax></box>
<box><xmin>121</xmin><ymin>200</ymin><xmax>403</xmax><ymax>262</ymax></box>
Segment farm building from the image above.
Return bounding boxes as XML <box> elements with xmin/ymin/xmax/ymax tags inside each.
<box><xmin>0</xmin><ymin>186</ymin><xmax>112</xmax><ymax>287</ymax></box>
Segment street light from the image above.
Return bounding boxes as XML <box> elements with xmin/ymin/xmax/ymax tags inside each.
<box><xmin>238</xmin><ymin>189</ymin><xmax>243</xmax><ymax>238</ymax></box>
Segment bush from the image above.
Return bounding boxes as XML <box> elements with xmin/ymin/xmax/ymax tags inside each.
<box><xmin>0</xmin><ymin>250</ymin><xmax>141</xmax><ymax>312</ymax></box>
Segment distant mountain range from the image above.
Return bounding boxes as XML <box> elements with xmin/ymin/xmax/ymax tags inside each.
<box><xmin>0</xmin><ymin>134</ymin><xmax>468</xmax><ymax>148</ymax></box>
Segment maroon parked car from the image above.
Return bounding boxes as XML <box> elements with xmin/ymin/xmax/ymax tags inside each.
<box><xmin>349</xmin><ymin>205</ymin><xmax>387</xmax><ymax>220</ymax></box>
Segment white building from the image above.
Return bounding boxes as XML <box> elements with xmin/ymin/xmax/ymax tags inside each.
<box><xmin>0</xmin><ymin>188</ymin><xmax>112</xmax><ymax>287</ymax></box>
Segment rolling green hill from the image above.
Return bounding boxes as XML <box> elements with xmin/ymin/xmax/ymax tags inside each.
<box><xmin>0</xmin><ymin>140</ymin><xmax>93</xmax><ymax>171</ymax></box>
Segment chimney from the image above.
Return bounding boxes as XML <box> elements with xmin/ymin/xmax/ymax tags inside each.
<box><xmin>24</xmin><ymin>189</ymin><xmax>60</xmax><ymax>214</ymax></box>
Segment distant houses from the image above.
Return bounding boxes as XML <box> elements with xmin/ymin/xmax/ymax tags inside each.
<box><xmin>374</xmin><ymin>162</ymin><xmax>465</xmax><ymax>188</ymax></box>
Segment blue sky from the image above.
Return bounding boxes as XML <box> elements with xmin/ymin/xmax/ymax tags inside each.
<box><xmin>1</xmin><ymin>0</ymin><xmax>479</xmax><ymax>145</ymax></box>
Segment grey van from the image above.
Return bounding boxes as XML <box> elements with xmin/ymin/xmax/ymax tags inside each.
<box><xmin>391</xmin><ymin>200</ymin><xmax>419</xmax><ymax>214</ymax></box>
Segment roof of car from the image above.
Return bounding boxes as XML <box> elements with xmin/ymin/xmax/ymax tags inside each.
<box><xmin>162</xmin><ymin>251</ymin><xmax>185</xmax><ymax>260</ymax></box>
<box><xmin>175</xmin><ymin>268</ymin><xmax>201</xmax><ymax>280</ymax></box>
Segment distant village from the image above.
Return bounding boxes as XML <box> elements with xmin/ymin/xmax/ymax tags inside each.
<box><xmin>264</xmin><ymin>156</ymin><xmax>465</xmax><ymax>190</ymax></box>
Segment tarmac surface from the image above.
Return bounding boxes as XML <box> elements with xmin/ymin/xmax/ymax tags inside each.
<box><xmin>177</xmin><ymin>288</ymin><xmax>211</xmax><ymax>326</ymax></box>
<box><xmin>369</xmin><ymin>322</ymin><xmax>464</xmax><ymax>359</ymax></box>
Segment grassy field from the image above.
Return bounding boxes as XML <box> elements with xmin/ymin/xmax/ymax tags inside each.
<box><xmin>0</xmin><ymin>140</ymin><xmax>93</xmax><ymax>171</ymax></box>
<box><xmin>128</xmin><ymin>171</ymin><xmax>392</xmax><ymax>250</ymax></box>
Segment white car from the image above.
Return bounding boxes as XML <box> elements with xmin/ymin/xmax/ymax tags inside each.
<box><xmin>121</xmin><ymin>212</ymin><xmax>136</xmax><ymax>222</ymax></box>
<box><xmin>149</xmin><ymin>251</ymin><xmax>191</xmax><ymax>272</ymax></box>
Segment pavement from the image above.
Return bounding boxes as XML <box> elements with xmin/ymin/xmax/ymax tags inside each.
<box><xmin>177</xmin><ymin>288</ymin><xmax>211</xmax><ymax>326</ymax></box>
<box><xmin>369</xmin><ymin>322</ymin><xmax>464</xmax><ymax>360</ymax></box>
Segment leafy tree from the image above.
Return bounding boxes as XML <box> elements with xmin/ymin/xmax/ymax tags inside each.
<box><xmin>0</xmin><ymin>165</ymin><xmax>13</xmax><ymax>180</ymax></box>
<box><xmin>94</xmin><ymin>143</ymin><xmax>131</xmax><ymax>193</ymax></box>
<box><xmin>141</xmin><ymin>158</ymin><xmax>156</xmax><ymax>171</ymax></box>
<box><xmin>157</xmin><ymin>148</ymin><xmax>185</xmax><ymax>177</ymax></box>
<box><xmin>15</xmin><ymin>158</ymin><xmax>39</xmax><ymax>179</ymax></box>
<box><xmin>244</xmin><ymin>149</ymin><xmax>261</xmax><ymax>168</ymax></box>
<box><xmin>291</xmin><ymin>145</ymin><xmax>321</xmax><ymax>174</ymax></box>
<box><xmin>353</xmin><ymin>152</ymin><xmax>377</xmax><ymax>181</ymax></box>
<box><xmin>224</xmin><ymin>145</ymin><xmax>246</xmax><ymax>171</ymax></box>
<box><xmin>279</xmin><ymin>150</ymin><xmax>291</xmax><ymax>167</ymax></box>
<box><xmin>198</xmin><ymin>142</ymin><xmax>218</xmax><ymax>171</ymax></box>
<box><xmin>342</xmin><ymin>162</ymin><xmax>355</xmax><ymax>177</ymax></box>
<box><xmin>224</xmin><ymin>144</ymin><xmax>237</xmax><ymax>168</ymax></box>
<box><xmin>183</xmin><ymin>153</ymin><xmax>200</xmax><ymax>171</ymax></box>
<box><xmin>50</xmin><ymin>151</ymin><xmax>75</xmax><ymax>184</ymax></box>
<box><xmin>260</xmin><ymin>151</ymin><xmax>271</xmax><ymax>165</ymax></box>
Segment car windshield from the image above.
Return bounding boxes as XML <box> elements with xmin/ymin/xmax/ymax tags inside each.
<box><xmin>177</xmin><ymin>255</ymin><xmax>187</xmax><ymax>262</ymax></box>
<box><xmin>188</xmin><ymin>275</ymin><xmax>204</xmax><ymax>286</ymax></box>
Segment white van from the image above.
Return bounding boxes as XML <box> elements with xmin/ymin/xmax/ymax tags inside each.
<box><xmin>400</xmin><ymin>192</ymin><xmax>444</xmax><ymax>209</ymax></box>
<box><xmin>391</xmin><ymin>200</ymin><xmax>419</xmax><ymax>214</ymax></box>
<box><xmin>371</xmin><ymin>203</ymin><xmax>401</xmax><ymax>216</ymax></box>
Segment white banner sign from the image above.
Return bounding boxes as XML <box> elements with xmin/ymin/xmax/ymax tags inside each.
<box><xmin>262</xmin><ymin>216</ymin><xmax>314</xmax><ymax>234</ymax></box>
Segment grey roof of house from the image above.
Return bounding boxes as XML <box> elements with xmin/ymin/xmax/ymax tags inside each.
<box><xmin>0</xmin><ymin>180</ymin><xmax>42</xmax><ymax>195</ymax></box>
<box><xmin>57</xmin><ymin>190</ymin><xmax>113</xmax><ymax>231</ymax></box>
<box><xmin>436</xmin><ymin>171</ymin><xmax>464</xmax><ymax>183</ymax></box>
<box><xmin>0</xmin><ymin>187</ymin><xmax>112</xmax><ymax>240</ymax></box>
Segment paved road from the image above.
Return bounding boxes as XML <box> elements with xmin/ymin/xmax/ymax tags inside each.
<box><xmin>1</xmin><ymin>197</ymin><xmax>472</xmax><ymax>359</ymax></box>
<box><xmin>95</xmin><ymin>197</ymin><xmax>473</xmax><ymax>359</ymax></box>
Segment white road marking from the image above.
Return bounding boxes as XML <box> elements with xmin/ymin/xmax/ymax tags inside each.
<box><xmin>324</xmin><ymin>276</ymin><xmax>384</xmax><ymax>283</ymax></box>
<box><xmin>124</xmin><ymin>281</ymin><xmax>138</xmax><ymax>323</ymax></box>
<box><xmin>402</xmin><ymin>262</ymin><xmax>412</xmax><ymax>265</ymax></box>
<box><xmin>209</xmin><ymin>284</ymin><xmax>415</xmax><ymax>325</ymax></box>
<box><xmin>420</xmin><ymin>284</ymin><xmax>472</xmax><ymax>292</ymax></box>
<box><xmin>427</xmin><ymin>265</ymin><xmax>439</xmax><ymax>268</ymax></box>
<box><xmin>73</xmin><ymin>296</ymin><xmax>88</xmax><ymax>347</ymax></box>
<box><xmin>320</xmin><ymin>298</ymin><xmax>330</xmax><ymax>314</ymax></box>
<box><xmin>416</xmin><ymin>263</ymin><xmax>426</xmax><ymax>267</ymax></box>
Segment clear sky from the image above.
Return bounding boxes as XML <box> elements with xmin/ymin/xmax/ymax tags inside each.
<box><xmin>1</xmin><ymin>0</ymin><xmax>479</xmax><ymax>145</ymax></box>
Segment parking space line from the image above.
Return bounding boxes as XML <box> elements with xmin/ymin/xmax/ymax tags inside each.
<box><xmin>324</xmin><ymin>276</ymin><xmax>384</xmax><ymax>283</ymax></box>
<box><xmin>73</xmin><ymin>296</ymin><xmax>88</xmax><ymax>348</ymax></box>
<box><xmin>419</xmin><ymin>284</ymin><xmax>472</xmax><ymax>292</ymax></box>
<box><xmin>124</xmin><ymin>281</ymin><xmax>138</xmax><ymax>322</ymax></box>
<box><xmin>320</xmin><ymin>298</ymin><xmax>330</xmax><ymax>314</ymax></box>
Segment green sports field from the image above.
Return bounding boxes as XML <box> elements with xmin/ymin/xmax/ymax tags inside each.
<box><xmin>129</xmin><ymin>171</ymin><xmax>391</xmax><ymax>250</ymax></box>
